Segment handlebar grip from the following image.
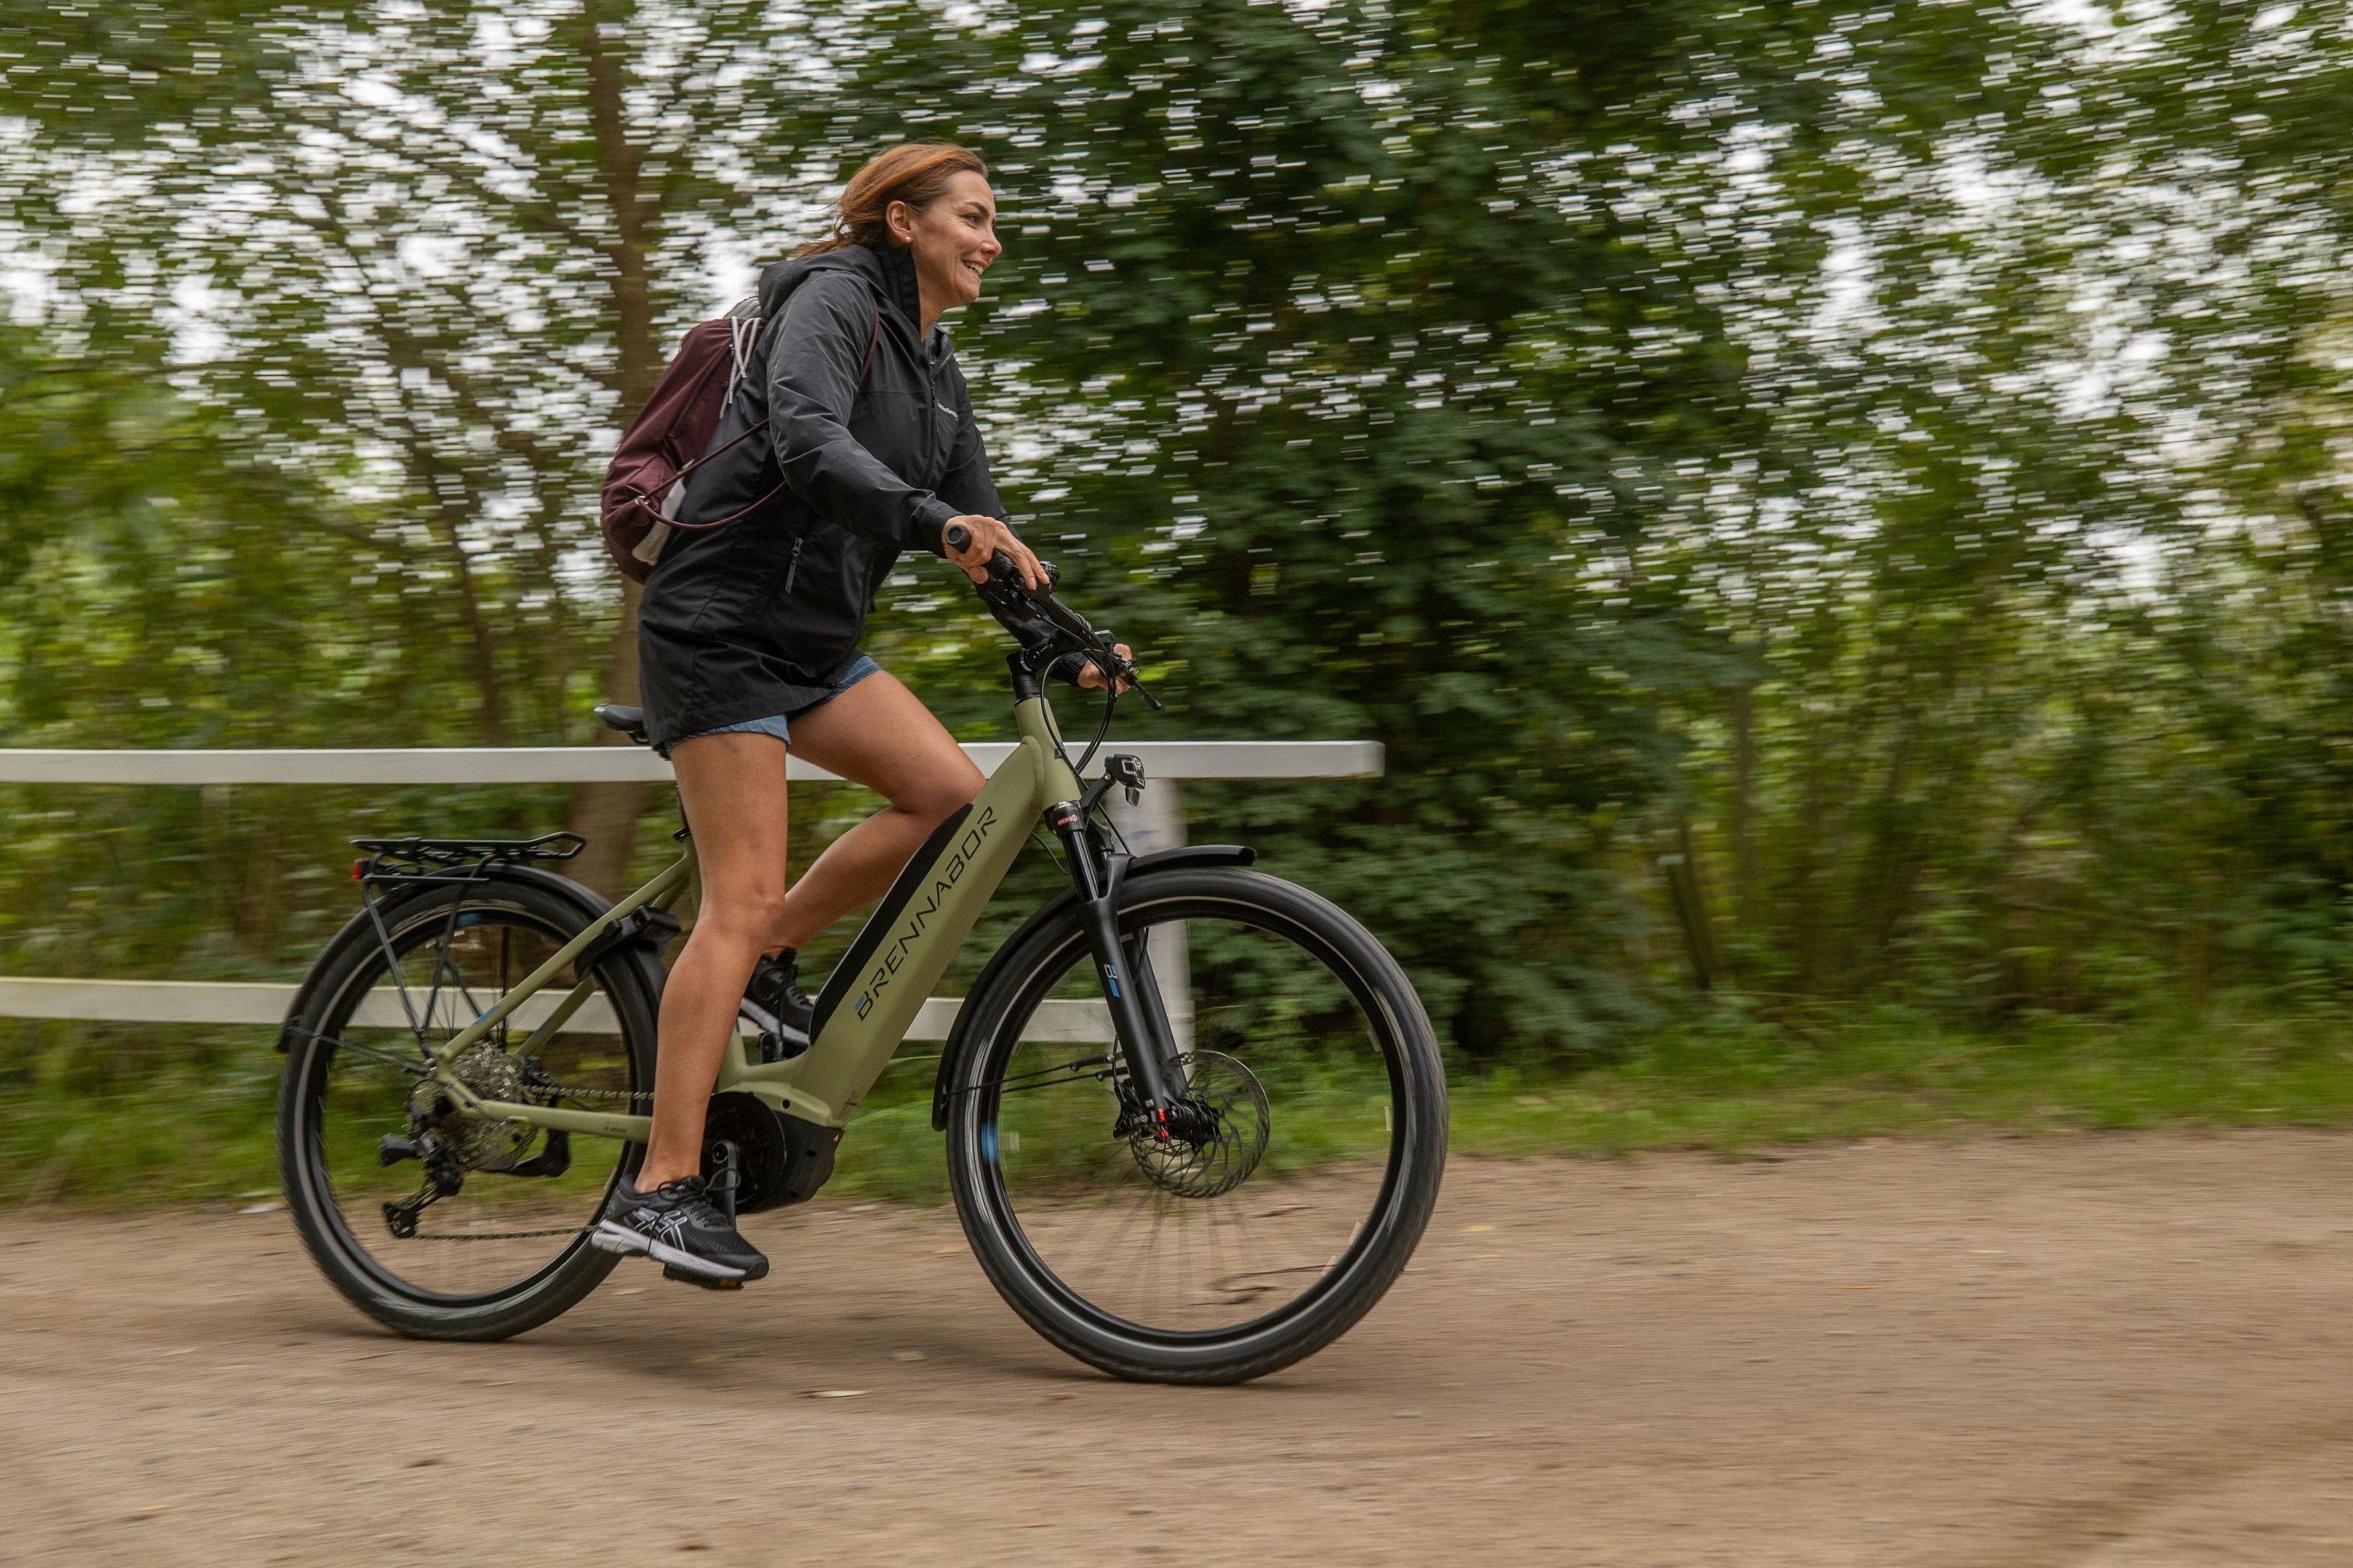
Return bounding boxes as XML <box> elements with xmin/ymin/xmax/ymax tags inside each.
<box><xmin>943</xmin><ymin>523</ymin><xmax>1028</xmax><ymax>587</ymax></box>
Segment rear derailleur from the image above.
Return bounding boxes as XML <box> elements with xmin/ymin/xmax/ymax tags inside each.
<box><xmin>376</xmin><ymin>1067</ymin><xmax>574</xmax><ymax>1239</ymax></box>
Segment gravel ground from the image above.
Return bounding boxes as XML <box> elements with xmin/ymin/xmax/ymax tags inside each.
<box><xmin>7</xmin><ymin>1131</ymin><xmax>2353</xmax><ymax>1565</ymax></box>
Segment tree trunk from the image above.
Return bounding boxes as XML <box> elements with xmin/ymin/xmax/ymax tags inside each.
<box><xmin>1727</xmin><ymin>678</ymin><xmax>1761</xmax><ymax>935</ymax></box>
<box><xmin>569</xmin><ymin>575</ymin><xmax>655</xmax><ymax>895</ymax></box>
<box><xmin>1660</xmin><ymin>810</ymin><xmax>1727</xmax><ymax>992</ymax></box>
<box><xmin>566</xmin><ymin>0</ymin><xmax>660</xmax><ymax>896</ymax></box>
<box><xmin>1790</xmin><ymin>723</ymin><xmax>1830</xmax><ymax>997</ymax></box>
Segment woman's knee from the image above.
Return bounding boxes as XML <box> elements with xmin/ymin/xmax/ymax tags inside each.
<box><xmin>695</xmin><ymin>881</ymin><xmax>790</xmax><ymax>945</ymax></box>
<box><xmin>893</xmin><ymin>765</ymin><xmax>982</xmax><ymax>827</ymax></box>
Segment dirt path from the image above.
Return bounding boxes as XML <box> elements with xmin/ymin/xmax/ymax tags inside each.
<box><xmin>7</xmin><ymin>1132</ymin><xmax>2353</xmax><ymax>1566</ymax></box>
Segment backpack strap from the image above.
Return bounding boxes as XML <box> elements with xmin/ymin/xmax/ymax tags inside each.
<box><xmin>624</xmin><ymin>293</ymin><xmax>888</xmax><ymax>534</ymax></box>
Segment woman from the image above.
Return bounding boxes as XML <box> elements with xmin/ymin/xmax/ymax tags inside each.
<box><xmin>595</xmin><ymin>143</ymin><xmax>1109</xmax><ymax>1284</ymax></box>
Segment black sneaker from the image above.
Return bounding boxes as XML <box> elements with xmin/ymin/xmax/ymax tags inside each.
<box><xmin>740</xmin><ymin>951</ymin><xmax>813</xmax><ymax>1062</ymax></box>
<box><xmin>593</xmin><ymin>1174</ymin><xmax>771</xmax><ymax>1283</ymax></box>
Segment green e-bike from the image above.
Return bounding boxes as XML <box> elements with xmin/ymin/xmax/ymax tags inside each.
<box><xmin>276</xmin><ymin>543</ymin><xmax>1446</xmax><ymax>1383</ymax></box>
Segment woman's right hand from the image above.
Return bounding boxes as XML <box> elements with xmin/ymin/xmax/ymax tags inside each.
<box><xmin>943</xmin><ymin>514</ymin><xmax>1043</xmax><ymax>590</ymax></box>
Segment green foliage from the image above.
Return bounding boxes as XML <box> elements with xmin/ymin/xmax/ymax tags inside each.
<box><xmin>20</xmin><ymin>1003</ymin><xmax>2353</xmax><ymax>1207</ymax></box>
<box><xmin>10</xmin><ymin>0</ymin><xmax>2353</xmax><ymax>1124</ymax></box>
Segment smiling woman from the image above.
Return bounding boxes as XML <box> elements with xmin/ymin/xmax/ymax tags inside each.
<box><xmin>800</xmin><ymin>143</ymin><xmax>1006</xmax><ymax>328</ymax></box>
<box><xmin>615</xmin><ymin>143</ymin><xmax>1120</xmax><ymax>1286</ymax></box>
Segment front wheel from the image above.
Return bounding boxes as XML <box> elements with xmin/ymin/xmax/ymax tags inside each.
<box><xmin>943</xmin><ymin>867</ymin><xmax>1446</xmax><ymax>1384</ymax></box>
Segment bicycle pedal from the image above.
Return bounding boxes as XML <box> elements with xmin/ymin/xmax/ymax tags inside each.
<box><xmin>663</xmin><ymin>1264</ymin><xmax>745</xmax><ymax>1291</ymax></box>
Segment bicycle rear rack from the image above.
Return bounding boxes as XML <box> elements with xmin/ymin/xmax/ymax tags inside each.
<box><xmin>351</xmin><ymin>831</ymin><xmax>587</xmax><ymax>887</ymax></box>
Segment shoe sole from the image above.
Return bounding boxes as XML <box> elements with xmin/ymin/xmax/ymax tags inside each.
<box><xmin>591</xmin><ymin>1220</ymin><xmax>765</xmax><ymax>1281</ymax></box>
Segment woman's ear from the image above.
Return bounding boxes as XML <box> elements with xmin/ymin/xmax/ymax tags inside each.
<box><xmin>885</xmin><ymin>198</ymin><xmax>914</xmax><ymax>244</ymax></box>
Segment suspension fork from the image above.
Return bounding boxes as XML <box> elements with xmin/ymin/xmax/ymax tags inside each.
<box><xmin>1046</xmin><ymin>800</ymin><xmax>1183</xmax><ymax>1125</ymax></box>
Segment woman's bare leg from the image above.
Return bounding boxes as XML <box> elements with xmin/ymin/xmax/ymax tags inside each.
<box><xmin>633</xmin><ymin>674</ymin><xmax>977</xmax><ymax>1187</ymax></box>
<box><xmin>638</xmin><ymin>731</ymin><xmax>790</xmax><ymax>1189</ymax></box>
<box><xmin>766</xmin><ymin>670</ymin><xmax>985</xmax><ymax>951</ymax></box>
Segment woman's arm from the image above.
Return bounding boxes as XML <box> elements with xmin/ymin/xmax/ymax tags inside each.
<box><xmin>935</xmin><ymin>373</ymin><xmax>1005</xmax><ymax>522</ymax></box>
<box><xmin>765</xmin><ymin>273</ymin><xmax>957</xmax><ymax>552</ymax></box>
<box><xmin>936</xmin><ymin>379</ymin><xmax>1124</xmax><ymax>689</ymax></box>
<box><xmin>933</xmin><ymin>362</ymin><xmax>1045</xmax><ymax>588</ymax></box>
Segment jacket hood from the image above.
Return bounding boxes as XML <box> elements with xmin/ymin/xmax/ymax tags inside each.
<box><xmin>756</xmin><ymin>243</ymin><xmax>924</xmax><ymax>336</ymax></box>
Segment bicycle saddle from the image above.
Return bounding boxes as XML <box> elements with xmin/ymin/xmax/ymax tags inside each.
<box><xmin>593</xmin><ymin>704</ymin><xmax>649</xmax><ymax>745</ymax></box>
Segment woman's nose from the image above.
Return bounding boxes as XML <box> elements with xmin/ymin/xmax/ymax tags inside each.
<box><xmin>979</xmin><ymin>232</ymin><xmax>1003</xmax><ymax>262</ymax></box>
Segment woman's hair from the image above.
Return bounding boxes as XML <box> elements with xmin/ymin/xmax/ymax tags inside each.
<box><xmin>798</xmin><ymin>143</ymin><xmax>989</xmax><ymax>257</ymax></box>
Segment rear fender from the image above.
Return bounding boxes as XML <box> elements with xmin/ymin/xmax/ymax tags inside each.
<box><xmin>275</xmin><ymin>867</ymin><xmax>649</xmax><ymax>1052</ymax></box>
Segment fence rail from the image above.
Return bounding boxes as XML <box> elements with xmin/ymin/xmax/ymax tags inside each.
<box><xmin>0</xmin><ymin>740</ymin><xmax>1381</xmax><ymax>1039</ymax></box>
<box><xmin>0</xmin><ymin>740</ymin><xmax>1382</xmax><ymax>787</ymax></box>
<box><xmin>0</xmin><ymin>976</ymin><xmax>1111</xmax><ymax>1043</ymax></box>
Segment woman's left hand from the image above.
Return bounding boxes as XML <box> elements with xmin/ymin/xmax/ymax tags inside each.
<box><xmin>1077</xmin><ymin>644</ymin><xmax>1134</xmax><ymax>694</ymax></box>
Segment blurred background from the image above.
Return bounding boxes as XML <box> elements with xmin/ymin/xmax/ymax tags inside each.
<box><xmin>9</xmin><ymin>0</ymin><xmax>2353</xmax><ymax>1202</ymax></box>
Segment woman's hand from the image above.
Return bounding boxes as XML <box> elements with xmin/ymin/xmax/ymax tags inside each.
<box><xmin>943</xmin><ymin>514</ymin><xmax>1044</xmax><ymax>590</ymax></box>
<box><xmin>1076</xmin><ymin>643</ymin><xmax>1134</xmax><ymax>695</ymax></box>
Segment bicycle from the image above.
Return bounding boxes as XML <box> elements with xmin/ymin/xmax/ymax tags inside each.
<box><xmin>275</xmin><ymin>536</ymin><xmax>1447</xmax><ymax>1383</ymax></box>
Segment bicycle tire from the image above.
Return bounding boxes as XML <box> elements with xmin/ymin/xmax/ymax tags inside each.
<box><xmin>943</xmin><ymin>866</ymin><xmax>1446</xmax><ymax>1384</ymax></box>
<box><xmin>276</xmin><ymin>869</ymin><xmax>662</xmax><ymax>1341</ymax></box>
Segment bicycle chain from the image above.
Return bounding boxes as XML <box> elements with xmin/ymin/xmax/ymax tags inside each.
<box><xmin>409</xmin><ymin>1225</ymin><xmax>596</xmax><ymax>1242</ymax></box>
<box><xmin>396</xmin><ymin>1063</ymin><xmax>645</xmax><ymax>1242</ymax></box>
<box><xmin>531</xmin><ymin>1082</ymin><xmax>651</xmax><ymax>1106</ymax></box>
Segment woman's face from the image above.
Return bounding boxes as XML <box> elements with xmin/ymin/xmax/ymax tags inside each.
<box><xmin>888</xmin><ymin>170</ymin><xmax>1001</xmax><ymax>321</ymax></box>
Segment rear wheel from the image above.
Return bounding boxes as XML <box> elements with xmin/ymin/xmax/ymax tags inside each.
<box><xmin>943</xmin><ymin>867</ymin><xmax>1446</xmax><ymax>1384</ymax></box>
<box><xmin>277</xmin><ymin>873</ymin><xmax>660</xmax><ymax>1341</ymax></box>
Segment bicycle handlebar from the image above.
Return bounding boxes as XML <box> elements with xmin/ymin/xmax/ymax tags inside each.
<box><xmin>944</xmin><ymin>523</ymin><xmax>1159</xmax><ymax>709</ymax></box>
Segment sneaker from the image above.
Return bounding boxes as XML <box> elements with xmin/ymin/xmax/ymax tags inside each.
<box><xmin>740</xmin><ymin>951</ymin><xmax>813</xmax><ymax>1062</ymax></box>
<box><xmin>592</xmin><ymin>1174</ymin><xmax>771</xmax><ymax>1282</ymax></box>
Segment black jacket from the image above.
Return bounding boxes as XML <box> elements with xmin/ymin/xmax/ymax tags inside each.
<box><xmin>636</xmin><ymin>243</ymin><xmax>1003</xmax><ymax>751</ymax></box>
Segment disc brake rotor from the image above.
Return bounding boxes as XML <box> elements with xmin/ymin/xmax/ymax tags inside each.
<box><xmin>1126</xmin><ymin>1050</ymin><xmax>1271</xmax><ymax>1199</ymax></box>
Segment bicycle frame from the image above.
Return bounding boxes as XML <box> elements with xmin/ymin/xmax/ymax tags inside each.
<box><xmin>418</xmin><ymin>692</ymin><xmax>1092</xmax><ymax>1142</ymax></box>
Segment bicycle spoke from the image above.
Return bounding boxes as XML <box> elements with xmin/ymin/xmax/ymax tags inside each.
<box><xmin>301</xmin><ymin>889</ymin><xmax>641</xmax><ymax>1302</ymax></box>
<box><xmin>328</xmin><ymin>1036</ymin><xmax>434</xmax><ymax>1078</ymax></box>
<box><xmin>974</xmin><ymin>906</ymin><xmax>1404</xmax><ymax>1338</ymax></box>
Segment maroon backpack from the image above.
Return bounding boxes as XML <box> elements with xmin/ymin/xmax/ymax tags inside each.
<box><xmin>600</xmin><ymin>296</ymin><xmax>879</xmax><ymax>583</ymax></box>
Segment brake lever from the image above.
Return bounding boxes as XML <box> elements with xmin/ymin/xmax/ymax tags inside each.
<box><xmin>1107</xmin><ymin>648</ymin><xmax>1164</xmax><ymax>711</ymax></box>
<box><xmin>1085</xmin><ymin>630</ymin><xmax>1163</xmax><ymax>711</ymax></box>
<box><xmin>988</xmin><ymin>550</ymin><xmax>1060</xmax><ymax>593</ymax></box>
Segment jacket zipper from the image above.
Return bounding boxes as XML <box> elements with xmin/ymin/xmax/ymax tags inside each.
<box><xmin>925</xmin><ymin>347</ymin><xmax>943</xmax><ymax>476</ymax></box>
<box><xmin>783</xmin><ymin>535</ymin><xmax>805</xmax><ymax>595</ymax></box>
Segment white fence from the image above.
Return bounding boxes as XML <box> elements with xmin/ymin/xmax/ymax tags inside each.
<box><xmin>0</xmin><ymin>741</ymin><xmax>1381</xmax><ymax>1041</ymax></box>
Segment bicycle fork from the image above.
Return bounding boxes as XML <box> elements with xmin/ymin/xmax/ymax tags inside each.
<box><xmin>1045</xmin><ymin>798</ymin><xmax>1188</xmax><ymax>1134</ymax></box>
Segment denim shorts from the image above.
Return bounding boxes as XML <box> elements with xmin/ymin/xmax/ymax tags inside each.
<box><xmin>660</xmin><ymin>653</ymin><xmax>882</xmax><ymax>756</ymax></box>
